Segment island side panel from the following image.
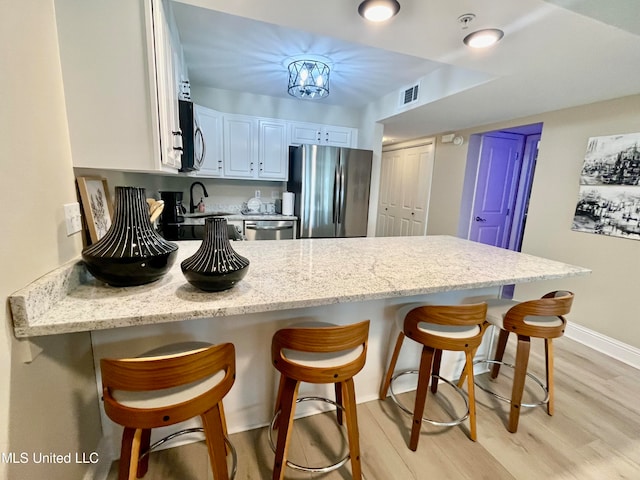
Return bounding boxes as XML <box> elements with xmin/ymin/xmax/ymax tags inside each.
<box><xmin>90</xmin><ymin>287</ymin><xmax>499</xmax><ymax>456</ymax></box>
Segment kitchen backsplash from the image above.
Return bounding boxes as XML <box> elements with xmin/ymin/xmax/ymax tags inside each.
<box><xmin>74</xmin><ymin>168</ymin><xmax>286</xmax><ymax>210</ymax></box>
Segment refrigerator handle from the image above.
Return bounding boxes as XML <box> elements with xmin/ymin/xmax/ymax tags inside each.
<box><xmin>338</xmin><ymin>164</ymin><xmax>346</xmax><ymax>224</ymax></box>
<box><xmin>333</xmin><ymin>164</ymin><xmax>340</xmax><ymax>224</ymax></box>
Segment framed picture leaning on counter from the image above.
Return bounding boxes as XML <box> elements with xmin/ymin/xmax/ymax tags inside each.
<box><xmin>76</xmin><ymin>176</ymin><xmax>113</xmax><ymax>243</ymax></box>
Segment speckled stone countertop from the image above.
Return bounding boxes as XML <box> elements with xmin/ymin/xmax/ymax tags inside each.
<box><xmin>9</xmin><ymin>236</ymin><xmax>590</xmax><ymax>337</ymax></box>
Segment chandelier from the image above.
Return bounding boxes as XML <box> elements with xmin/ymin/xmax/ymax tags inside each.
<box><xmin>287</xmin><ymin>60</ymin><xmax>330</xmax><ymax>99</ymax></box>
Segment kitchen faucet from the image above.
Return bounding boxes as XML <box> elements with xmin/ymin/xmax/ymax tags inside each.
<box><xmin>189</xmin><ymin>181</ymin><xmax>209</xmax><ymax>213</ymax></box>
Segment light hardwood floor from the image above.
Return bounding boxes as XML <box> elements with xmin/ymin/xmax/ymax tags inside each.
<box><xmin>106</xmin><ymin>336</ymin><xmax>640</xmax><ymax>479</ymax></box>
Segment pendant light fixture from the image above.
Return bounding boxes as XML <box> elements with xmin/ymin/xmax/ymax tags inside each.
<box><xmin>287</xmin><ymin>60</ymin><xmax>330</xmax><ymax>99</ymax></box>
<box><xmin>358</xmin><ymin>0</ymin><xmax>401</xmax><ymax>22</ymax></box>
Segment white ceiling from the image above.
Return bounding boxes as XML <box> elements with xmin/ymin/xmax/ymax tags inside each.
<box><xmin>173</xmin><ymin>0</ymin><xmax>640</xmax><ymax>142</ymax></box>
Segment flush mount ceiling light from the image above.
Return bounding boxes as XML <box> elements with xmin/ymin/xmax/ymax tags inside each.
<box><xmin>463</xmin><ymin>28</ymin><xmax>504</xmax><ymax>49</ymax></box>
<box><xmin>358</xmin><ymin>0</ymin><xmax>401</xmax><ymax>22</ymax></box>
<box><xmin>287</xmin><ymin>60</ymin><xmax>330</xmax><ymax>99</ymax></box>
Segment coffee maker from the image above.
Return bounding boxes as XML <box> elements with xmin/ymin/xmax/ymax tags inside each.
<box><xmin>159</xmin><ymin>191</ymin><xmax>186</xmax><ymax>240</ymax></box>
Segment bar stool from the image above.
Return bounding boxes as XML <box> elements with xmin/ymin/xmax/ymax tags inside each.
<box><xmin>100</xmin><ymin>341</ymin><xmax>237</xmax><ymax>480</ymax></box>
<box><xmin>477</xmin><ymin>290</ymin><xmax>574</xmax><ymax>433</ymax></box>
<box><xmin>270</xmin><ymin>320</ymin><xmax>370</xmax><ymax>480</ymax></box>
<box><xmin>379</xmin><ymin>303</ymin><xmax>488</xmax><ymax>449</ymax></box>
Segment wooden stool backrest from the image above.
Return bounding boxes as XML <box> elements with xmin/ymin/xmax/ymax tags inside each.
<box><xmin>404</xmin><ymin>303</ymin><xmax>489</xmax><ymax>351</ymax></box>
<box><xmin>502</xmin><ymin>290</ymin><xmax>574</xmax><ymax>338</ymax></box>
<box><xmin>101</xmin><ymin>342</ymin><xmax>235</xmax><ymax>428</ymax></box>
<box><xmin>271</xmin><ymin>320</ymin><xmax>370</xmax><ymax>383</ymax></box>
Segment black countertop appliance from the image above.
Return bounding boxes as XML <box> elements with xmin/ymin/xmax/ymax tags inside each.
<box><xmin>159</xmin><ymin>191</ymin><xmax>185</xmax><ymax>240</ymax></box>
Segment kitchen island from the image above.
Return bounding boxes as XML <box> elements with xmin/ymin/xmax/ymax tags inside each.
<box><xmin>10</xmin><ymin>235</ymin><xmax>589</xmax><ymax>337</ymax></box>
<box><xmin>9</xmin><ymin>236</ymin><xmax>590</xmax><ymax>453</ymax></box>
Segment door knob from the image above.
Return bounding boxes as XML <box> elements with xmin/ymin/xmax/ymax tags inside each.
<box><xmin>475</xmin><ymin>216</ymin><xmax>487</xmax><ymax>222</ymax></box>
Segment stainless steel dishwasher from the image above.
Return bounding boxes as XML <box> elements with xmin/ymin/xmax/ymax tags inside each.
<box><xmin>244</xmin><ymin>220</ymin><xmax>295</xmax><ymax>240</ymax></box>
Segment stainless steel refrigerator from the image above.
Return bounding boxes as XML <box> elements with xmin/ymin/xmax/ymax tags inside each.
<box><xmin>288</xmin><ymin>144</ymin><xmax>373</xmax><ymax>238</ymax></box>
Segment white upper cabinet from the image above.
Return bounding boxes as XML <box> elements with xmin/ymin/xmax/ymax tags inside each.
<box><xmin>220</xmin><ymin>115</ymin><xmax>288</xmax><ymax>181</ymax></box>
<box><xmin>152</xmin><ymin>0</ymin><xmax>183</xmax><ymax>170</ymax></box>
<box><xmin>258</xmin><ymin>120</ymin><xmax>288</xmax><ymax>180</ymax></box>
<box><xmin>195</xmin><ymin>105</ymin><xmax>223</xmax><ymax>177</ymax></box>
<box><xmin>290</xmin><ymin>122</ymin><xmax>356</xmax><ymax>148</ymax></box>
<box><xmin>223</xmin><ymin>115</ymin><xmax>259</xmax><ymax>179</ymax></box>
<box><xmin>55</xmin><ymin>0</ymin><xmax>182</xmax><ymax>172</ymax></box>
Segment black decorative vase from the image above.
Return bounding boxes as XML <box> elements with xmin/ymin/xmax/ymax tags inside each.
<box><xmin>82</xmin><ymin>186</ymin><xmax>178</xmax><ymax>287</ymax></box>
<box><xmin>181</xmin><ymin>217</ymin><xmax>250</xmax><ymax>292</ymax></box>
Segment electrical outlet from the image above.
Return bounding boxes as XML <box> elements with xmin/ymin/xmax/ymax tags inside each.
<box><xmin>64</xmin><ymin>202</ymin><xmax>82</xmax><ymax>236</ymax></box>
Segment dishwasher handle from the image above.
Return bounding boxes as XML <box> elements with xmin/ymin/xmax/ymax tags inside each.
<box><xmin>245</xmin><ymin>224</ymin><xmax>292</xmax><ymax>231</ymax></box>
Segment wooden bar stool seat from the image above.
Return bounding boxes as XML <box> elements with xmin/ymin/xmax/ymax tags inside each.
<box><xmin>477</xmin><ymin>290</ymin><xmax>574</xmax><ymax>433</ymax></box>
<box><xmin>379</xmin><ymin>303</ymin><xmax>488</xmax><ymax>450</ymax></box>
<box><xmin>270</xmin><ymin>320</ymin><xmax>370</xmax><ymax>480</ymax></box>
<box><xmin>100</xmin><ymin>341</ymin><xmax>237</xmax><ymax>480</ymax></box>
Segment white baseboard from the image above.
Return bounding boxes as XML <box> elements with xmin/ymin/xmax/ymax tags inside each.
<box><xmin>565</xmin><ymin>322</ymin><xmax>640</xmax><ymax>370</ymax></box>
<box><xmin>82</xmin><ymin>436</ymin><xmax>115</xmax><ymax>480</ymax></box>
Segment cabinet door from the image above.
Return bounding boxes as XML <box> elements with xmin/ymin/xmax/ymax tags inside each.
<box><xmin>223</xmin><ymin>115</ymin><xmax>258</xmax><ymax>178</ymax></box>
<box><xmin>290</xmin><ymin>122</ymin><xmax>321</xmax><ymax>145</ymax></box>
<box><xmin>153</xmin><ymin>0</ymin><xmax>182</xmax><ymax>169</ymax></box>
<box><xmin>195</xmin><ymin>105</ymin><xmax>223</xmax><ymax>177</ymax></box>
<box><xmin>322</xmin><ymin>126</ymin><xmax>353</xmax><ymax>148</ymax></box>
<box><xmin>290</xmin><ymin>122</ymin><xmax>355</xmax><ymax>148</ymax></box>
<box><xmin>258</xmin><ymin>120</ymin><xmax>288</xmax><ymax>180</ymax></box>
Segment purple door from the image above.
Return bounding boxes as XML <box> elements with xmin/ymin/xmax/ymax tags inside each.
<box><xmin>470</xmin><ymin>133</ymin><xmax>524</xmax><ymax>248</ymax></box>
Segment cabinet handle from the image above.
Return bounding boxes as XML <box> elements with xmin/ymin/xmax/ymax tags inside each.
<box><xmin>218</xmin><ymin>160</ymin><xmax>222</xmax><ymax>170</ymax></box>
<box><xmin>260</xmin><ymin>162</ymin><xmax>263</xmax><ymax>171</ymax></box>
<box><xmin>173</xmin><ymin>146</ymin><xmax>183</xmax><ymax>152</ymax></box>
<box><xmin>172</xmin><ymin>131</ymin><xmax>182</xmax><ymax>136</ymax></box>
<box><xmin>250</xmin><ymin>162</ymin><xmax>254</xmax><ymax>171</ymax></box>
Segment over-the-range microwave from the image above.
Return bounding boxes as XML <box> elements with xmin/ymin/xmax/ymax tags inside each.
<box><xmin>178</xmin><ymin>100</ymin><xmax>205</xmax><ymax>172</ymax></box>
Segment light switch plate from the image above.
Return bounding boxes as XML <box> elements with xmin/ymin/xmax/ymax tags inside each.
<box><xmin>64</xmin><ymin>202</ymin><xmax>82</xmax><ymax>236</ymax></box>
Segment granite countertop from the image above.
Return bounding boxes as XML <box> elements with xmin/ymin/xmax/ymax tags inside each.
<box><xmin>9</xmin><ymin>236</ymin><xmax>591</xmax><ymax>337</ymax></box>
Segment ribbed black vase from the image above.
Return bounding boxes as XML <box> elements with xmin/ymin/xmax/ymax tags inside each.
<box><xmin>82</xmin><ymin>186</ymin><xmax>178</xmax><ymax>287</ymax></box>
<box><xmin>181</xmin><ymin>217</ymin><xmax>250</xmax><ymax>292</ymax></box>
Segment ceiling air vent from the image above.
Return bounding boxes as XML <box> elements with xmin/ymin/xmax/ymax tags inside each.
<box><xmin>399</xmin><ymin>83</ymin><xmax>420</xmax><ymax>108</ymax></box>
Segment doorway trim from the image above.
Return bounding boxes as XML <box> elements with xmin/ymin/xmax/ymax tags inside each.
<box><xmin>458</xmin><ymin>122</ymin><xmax>543</xmax><ymax>251</ymax></box>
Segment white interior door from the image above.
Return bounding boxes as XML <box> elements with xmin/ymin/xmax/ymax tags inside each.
<box><xmin>469</xmin><ymin>133</ymin><xmax>524</xmax><ymax>247</ymax></box>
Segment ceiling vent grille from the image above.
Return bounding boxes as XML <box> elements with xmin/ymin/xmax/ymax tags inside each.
<box><xmin>399</xmin><ymin>83</ymin><xmax>420</xmax><ymax>108</ymax></box>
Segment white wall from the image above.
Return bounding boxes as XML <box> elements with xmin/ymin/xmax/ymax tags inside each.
<box><xmin>192</xmin><ymin>85</ymin><xmax>362</xmax><ymax>127</ymax></box>
<box><xmin>425</xmin><ymin>94</ymin><xmax>640</xmax><ymax>349</ymax></box>
<box><xmin>0</xmin><ymin>1</ymin><xmax>102</xmax><ymax>479</ymax></box>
